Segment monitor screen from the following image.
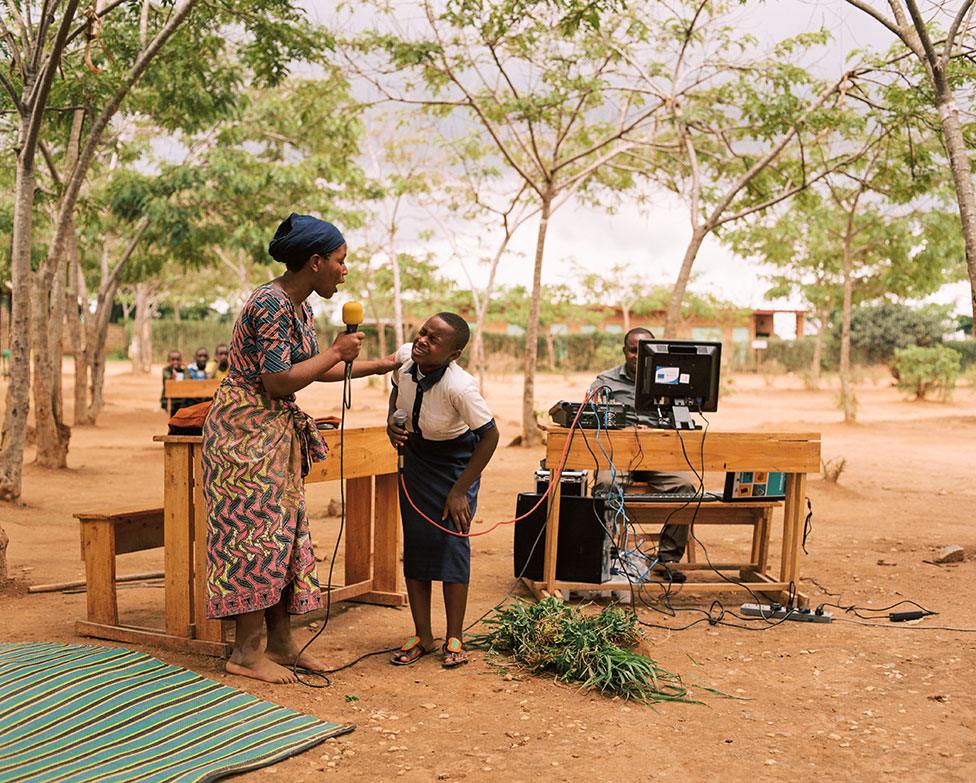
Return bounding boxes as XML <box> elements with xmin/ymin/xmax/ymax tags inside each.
<box><xmin>634</xmin><ymin>339</ymin><xmax>722</xmax><ymax>413</ymax></box>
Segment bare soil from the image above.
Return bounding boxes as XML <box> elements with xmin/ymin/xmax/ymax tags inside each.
<box><xmin>1</xmin><ymin>364</ymin><xmax>975</xmax><ymax>782</ymax></box>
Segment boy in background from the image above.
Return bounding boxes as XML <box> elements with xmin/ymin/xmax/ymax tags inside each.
<box><xmin>386</xmin><ymin>313</ymin><xmax>498</xmax><ymax>668</ymax></box>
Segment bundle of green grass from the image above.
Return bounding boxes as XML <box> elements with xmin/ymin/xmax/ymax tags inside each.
<box><xmin>471</xmin><ymin>598</ymin><xmax>694</xmax><ymax>703</ymax></box>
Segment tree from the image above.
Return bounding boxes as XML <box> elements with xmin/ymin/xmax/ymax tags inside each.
<box><xmin>0</xmin><ymin>0</ymin><xmax>83</xmax><ymax>498</ymax></box>
<box><xmin>844</xmin><ymin>0</ymin><xmax>976</xmax><ymax>322</ymax></box>
<box><xmin>354</xmin><ymin>0</ymin><xmax>660</xmax><ymax>445</ymax></box>
<box><xmin>607</xmin><ymin>2</ymin><xmax>869</xmax><ymax>336</ymax></box>
<box><xmin>1</xmin><ymin>3</ymin><xmax>337</xmax><ymax>501</ymax></box>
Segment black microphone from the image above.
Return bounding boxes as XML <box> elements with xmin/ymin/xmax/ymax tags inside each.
<box><xmin>392</xmin><ymin>409</ymin><xmax>408</xmax><ymax>471</ymax></box>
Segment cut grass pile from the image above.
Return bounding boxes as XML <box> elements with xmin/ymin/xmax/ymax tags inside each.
<box><xmin>471</xmin><ymin>597</ymin><xmax>695</xmax><ymax>703</ymax></box>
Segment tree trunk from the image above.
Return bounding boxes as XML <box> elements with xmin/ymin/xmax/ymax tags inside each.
<box><xmin>0</xmin><ymin>523</ymin><xmax>8</xmax><ymax>582</ymax></box>
<box><xmin>31</xmin><ymin>241</ymin><xmax>71</xmax><ymax>467</ymax></box>
<box><xmin>935</xmin><ymin>91</ymin><xmax>976</xmax><ymax>323</ymax></box>
<box><xmin>664</xmin><ymin>226</ymin><xmax>708</xmax><ymax>337</ymax></box>
<box><xmin>808</xmin><ymin>308</ymin><xmax>826</xmax><ymax>390</ymax></box>
<box><xmin>391</xmin><ymin>252</ymin><xmax>405</xmax><ymax>346</ymax></box>
<box><xmin>0</xmin><ymin>124</ymin><xmax>37</xmax><ymax>502</ymax></box>
<box><xmin>521</xmin><ymin>195</ymin><xmax>552</xmax><ymax>446</ymax></box>
<box><xmin>131</xmin><ymin>284</ymin><xmax>155</xmax><ymax>373</ymax></box>
<box><xmin>68</xmin><ymin>232</ymin><xmax>93</xmax><ymax>426</ymax></box>
<box><xmin>472</xmin><ymin>327</ymin><xmax>486</xmax><ymax>392</ymax></box>
<box><xmin>87</xmin><ymin>276</ymin><xmax>121</xmax><ymax>422</ymax></box>
<box><xmin>544</xmin><ymin>329</ymin><xmax>556</xmax><ymax>371</ymax></box>
<box><xmin>839</xmin><ymin>240</ymin><xmax>856</xmax><ymax>424</ymax></box>
<box><xmin>375</xmin><ymin>317</ymin><xmax>389</xmax><ymax>392</ymax></box>
<box><xmin>622</xmin><ymin>304</ymin><xmax>631</xmax><ymax>334</ymax></box>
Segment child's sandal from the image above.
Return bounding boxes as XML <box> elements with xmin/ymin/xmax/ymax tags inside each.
<box><xmin>441</xmin><ymin>637</ymin><xmax>469</xmax><ymax>668</ymax></box>
<box><xmin>391</xmin><ymin>636</ymin><xmax>429</xmax><ymax>666</ymax></box>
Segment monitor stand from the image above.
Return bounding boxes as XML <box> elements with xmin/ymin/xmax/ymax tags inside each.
<box><xmin>667</xmin><ymin>404</ymin><xmax>700</xmax><ymax>430</ymax></box>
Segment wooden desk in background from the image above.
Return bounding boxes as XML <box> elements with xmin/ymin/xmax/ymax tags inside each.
<box><xmin>163</xmin><ymin>378</ymin><xmax>221</xmax><ymax>413</ymax></box>
<box><xmin>76</xmin><ymin>426</ymin><xmax>406</xmax><ymax>656</ymax></box>
<box><xmin>526</xmin><ymin>428</ymin><xmax>821</xmax><ymax>607</ymax></box>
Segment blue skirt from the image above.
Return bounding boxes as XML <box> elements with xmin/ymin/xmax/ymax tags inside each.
<box><xmin>399</xmin><ymin>431</ymin><xmax>479</xmax><ymax>583</ymax></box>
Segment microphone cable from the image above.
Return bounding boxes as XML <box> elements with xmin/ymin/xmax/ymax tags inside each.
<box><xmin>293</xmin><ymin>349</ymin><xmax>355</xmax><ymax>689</ymax></box>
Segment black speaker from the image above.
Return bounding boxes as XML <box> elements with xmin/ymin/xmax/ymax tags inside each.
<box><xmin>513</xmin><ymin>493</ymin><xmax>609</xmax><ymax>584</ymax></box>
<box><xmin>534</xmin><ymin>469</ymin><xmax>587</xmax><ymax>496</ymax></box>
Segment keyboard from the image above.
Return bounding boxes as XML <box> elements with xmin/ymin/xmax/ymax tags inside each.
<box><xmin>610</xmin><ymin>491</ymin><xmax>720</xmax><ymax>503</ymax></box>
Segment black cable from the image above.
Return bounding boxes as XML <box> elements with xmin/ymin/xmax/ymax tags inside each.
<box><xmin>317</xmin><ymin>398</ymin><xmax>581</xmax><ymax>675</ymax></box>
<box><xmin>293</xmin><ymin>367</ymin><xmax>354</xmax><ymax>688</ymax></box>
<box><xmin>802</xmin><ymin>496</ymin><xmax>813</xmax><ymax>555</ymax></box>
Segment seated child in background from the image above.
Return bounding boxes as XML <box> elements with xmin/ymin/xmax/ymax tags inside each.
<box><xmin>386</xmin><ymin>312</ymin><xmax>499</xmax><ymax>669</ymax></box>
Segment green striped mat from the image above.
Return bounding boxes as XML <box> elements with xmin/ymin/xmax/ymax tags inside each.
<box><xmin>0</xmin><ymin>642</ymin><xmax>353</xmax><ymax>783</ymax></box>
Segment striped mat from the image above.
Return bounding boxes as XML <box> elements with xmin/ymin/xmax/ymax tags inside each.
<box><xmin>0</xmin><ymin>642</ymin><xmax>353</xmax><ymax>783</ymax></box>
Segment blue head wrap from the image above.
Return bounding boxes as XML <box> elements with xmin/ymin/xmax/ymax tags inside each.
<box><xmin>268</xmin><ymin>213</ymin><xmax>345</xmax><ymax>269</ymax></box>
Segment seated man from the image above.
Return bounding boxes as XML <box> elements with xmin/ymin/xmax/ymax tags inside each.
<box><xmin>590</xmin><ymin>327</ymin><xmax>695</xmax><ymax>582</ymax></box>
<box><xmin>160</xmin><ymin>349</ymin><xmax>189</xmax><ymax>414</ymax></box>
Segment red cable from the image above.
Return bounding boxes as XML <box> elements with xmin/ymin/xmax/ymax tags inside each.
<box><xmin>398</xmin><ymin>388</ymin><xmax>596</xmax><ymax>538</ymax></box>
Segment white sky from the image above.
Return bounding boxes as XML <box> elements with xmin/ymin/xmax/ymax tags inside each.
<box><xmin>300</xmin><ymin>1</ymin><xmax>972</xmax><ymax>320</ymax></box>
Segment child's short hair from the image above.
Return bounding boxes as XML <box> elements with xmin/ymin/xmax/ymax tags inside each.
<box><xmin>435</xmin><ymin>312</ymin><xmax>470</xmax><ymax>351</ymax></box>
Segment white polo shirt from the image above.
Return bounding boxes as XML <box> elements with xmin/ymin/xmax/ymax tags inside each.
<box><xmin>392</xmin><ymin>343</ymin><xmax>494</xmax><ymax>441</ymax></box>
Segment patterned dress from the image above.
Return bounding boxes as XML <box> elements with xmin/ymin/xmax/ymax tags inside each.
<box><xmin>202</xmin><ymin>284</ymin><xmax>328</xmax><ymax>619</ymax></box>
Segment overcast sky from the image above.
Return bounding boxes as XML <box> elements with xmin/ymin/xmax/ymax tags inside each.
<box><xmin>300</xmin><ymin>1</ymin><xmax>971</xmax><ymax>320</ymax></box>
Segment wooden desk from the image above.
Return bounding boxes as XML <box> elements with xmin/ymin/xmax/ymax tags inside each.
<box><xmin>163</xmin><ymin>379</ymin><xmax>221</xmax><ymax>413</ymax></box>
<box><xmin>524</xmin><ymin>428</ymin><xmax>821</xmax><ymax>607</ymax></box>
<box><xmin>76</xmin><ymin>426</ymin><xmax>406</xmax><ymax>656</ymax></box>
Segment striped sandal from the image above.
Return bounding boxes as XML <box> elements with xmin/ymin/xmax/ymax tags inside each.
<box><xmin>441</xmin><ymin>637</ymin><xmax>469</xmax><ymax>669</ymax></box>
<box><xmin>391</xmin><ymin>636</ymin><xmax>430</xmax><ymax>666</ymax></box>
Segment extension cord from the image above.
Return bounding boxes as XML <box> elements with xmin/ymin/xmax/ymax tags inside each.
<box><xmin>740</xmin><ymin>603</ymin><xmax>833</xmax><ymax>623</ymax></box>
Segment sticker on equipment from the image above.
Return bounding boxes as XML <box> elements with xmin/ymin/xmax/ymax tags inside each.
<box><xmin>655</xmin><ymin>366</ymin><xmax>680</xmax><ymax>385</ymax></box>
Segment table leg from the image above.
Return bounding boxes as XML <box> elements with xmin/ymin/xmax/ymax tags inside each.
<box><xmin>344</xmin><ymin>476</ymin><xmax>373</xmax><ymax>586</ymax></box>
<box><xmin>164</xmin><ymin>443</ymin><xmax>193</xmax><ymax>639</ymax></box>
<box><xmin>192</xmin><ymin>448</ymin><xmax>224</xmax><ymax>643</ymax></box>
<box><xmin>779</xmin><ymin>472</ymin><xmax>806</xmax><ymax>604</ymax></box>
<box><xmin>371</xmin><ymin>473</ymin><xmax>400</xmax><ymax>596</ymax></box>
<box><xmin>81</xmin><ymin>521</ymin><xmax>117</xmax><ymax>626</ymax></box>
<box><xmin>542</xmin><ymin>472</ymin><xmax>563</xmax><ymax>597</ymax></box>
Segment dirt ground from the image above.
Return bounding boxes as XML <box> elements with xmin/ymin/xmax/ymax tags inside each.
<box><xmin>2</xmin><ymin>361</ymin><xmax>975</xmax><ymax>782</ymax></box>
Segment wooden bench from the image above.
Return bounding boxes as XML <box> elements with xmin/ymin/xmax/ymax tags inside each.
<box><xmin>76</xmin><ymin>507</ymin><xmax>164</xmax><ymax>632</ymax></box>
<box><xmin>163</xmin><ymin>378</ymin><xmax>221</xmax><ymax>414</ymax></box>
<box><xmin>623</xmin><ymin>499</ymin><xmax>781</xmax><ymax>578</ymax></box>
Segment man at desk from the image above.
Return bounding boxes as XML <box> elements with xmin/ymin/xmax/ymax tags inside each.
<box><xmin>590</xmin><ymin>327</ymin><xmax>694</xmax><ymax>582</ymax></box>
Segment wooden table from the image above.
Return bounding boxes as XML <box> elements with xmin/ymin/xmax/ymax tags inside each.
<box><xmin>524</xmin><ymin>428</ymin><xmax>821</xmax><ymax>607</ymax></box>
<box><xmin>163</xmin><ymin>378</ymin><xmax>221</xmax><ymax>413</ymax></box>
<box><xmin>76</xmin><ymin>426</ymin><xmax>406</xmax><ymax>656</ymax></box>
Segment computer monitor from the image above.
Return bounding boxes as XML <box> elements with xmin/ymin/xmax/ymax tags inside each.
<box><xmin>634</xmin><ymin>339</ymin><xmax>722</xmax><ymax>429</ymax></box>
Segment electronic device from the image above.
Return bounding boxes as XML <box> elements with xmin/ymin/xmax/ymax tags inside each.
<box><xmin>634</xmin><ymin>339</ymin><xmax>722</xmax><ymax>429</ymax></box>
<box><xmin>513</xmin><ymin>493</ymin><xmax>611</xmax><ymax>584</ymax></box>
<box><xmin>606</xmin><ymin>491</ymin><xmax>721</xmax><ymax>503</ymax></box>
<box><xmin>534</xmin><ymin>469</ymin><xmax>588</xmax><ymax>496</ymax></box>
<box><xmin>722</xmin><ymin>471</ymin><xmax>786</xmax><ymax>501</ymax></box>
<box><xmin>740</xmin><ymin>603</ymin><xmax>833</xmax><ymax>623</ymax></box>
<box><xmin>549</xmin><ymin>400</ymin><xmax>629</xmax><ymax>429</ymax></box>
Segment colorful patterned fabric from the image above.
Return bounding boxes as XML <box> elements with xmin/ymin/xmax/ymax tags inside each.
<box><xmin>0</xmin><ymin>642</ymin><xmax>353</xmax><ymax>782</ymax></box>
<box><xmin>202</xmin><ymin>284</ymin><xmax>327</xmax><ymax>619</ymax></box>
<box><xmin>227</xmin><ymin>284</ymin><xmax>319</xmax><ymax>387</ymax></box>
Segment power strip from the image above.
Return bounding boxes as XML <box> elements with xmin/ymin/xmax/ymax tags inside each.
<box><xmin>740</xmin><ymin>603</ymin><xmax>833</xmax><ymax>623</ymax></box>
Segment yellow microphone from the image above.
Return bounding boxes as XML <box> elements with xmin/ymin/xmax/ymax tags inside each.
<box><xmin>342</xmin><ymin>301</ymin><xmax>363</xmax><ymax>334</ymax></box>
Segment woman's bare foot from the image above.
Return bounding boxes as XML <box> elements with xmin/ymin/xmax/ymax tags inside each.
<box><xmin>226</xmin><ymin>655</ymin><xmax>299</xmax><ymax>684</ymax></box>
<box><xmin>266</xmin><ymin>644</ymin><xmax>329</xmax><ymax>673</ymax></box>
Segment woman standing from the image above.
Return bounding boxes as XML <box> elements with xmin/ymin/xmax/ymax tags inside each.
<box><xmin>202</xmin><ymin>213</ymin><xmax>389</xmax><ymax>684</ymax></box>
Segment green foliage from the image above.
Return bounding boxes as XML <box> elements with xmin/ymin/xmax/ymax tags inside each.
<box><xmin>892</xmin><ymin>345</ymin><xmax>961</xmax><ymax>401</ymax></box>
<box><xmin>763</xmin><ymin>337</ymin><xmax>820</xmax><ymax>373</ymax></box>
<box><xmin>945</xmin><ymin>340</ymin><xmax>976</xmax><ymax>370</ymax></box>
<box><xmin>847</xmin><ymin>302</ymin><xmax>955</xmax><ymax>365</ymax></box>
<box><xmin>470</xmin><ymin>598</ymin><xmax>694</xmax><ymax>703</ymax></box>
